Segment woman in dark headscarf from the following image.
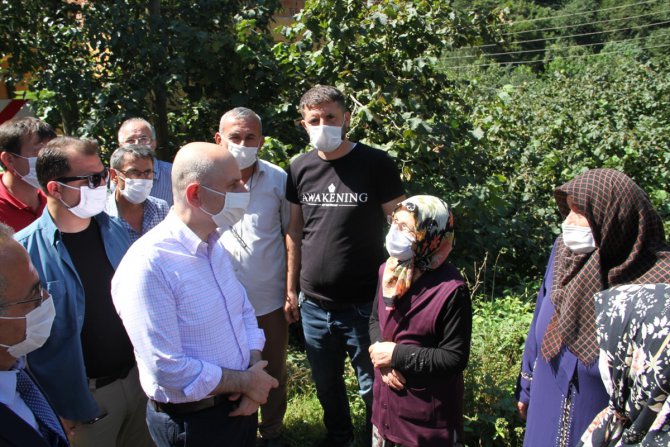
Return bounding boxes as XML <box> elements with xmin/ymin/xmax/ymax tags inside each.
<box><xmin>517</xmin><ymin>169</ymin><xmax>670</xmax><ymax>447</ymax></box>
<box><xmin>369</xmin><ymin>195</ymin><xmax>472</xmax><ymax>447</ymax></box>
<box><xmin>579</xmin><ymin>283</ymin><xmax>670</xmax><ymax>446</ymax></box>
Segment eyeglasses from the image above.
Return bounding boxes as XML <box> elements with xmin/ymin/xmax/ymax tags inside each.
<box><xmin>387</xmin><ymin>215</ymin><xmax>416</xmax><ymax>237</ymax></box>
<box><xmin>119</xmin><ymin>168</ymin><xmax>155</xmax><ymax>179</ymax></box>
<box><xmin>55</xmin><ymin>167</ymin><xmax>109</xmax><ymax>189</ymax></box>
<box><xmin>123</xmin><ymin>137</ymin><xmax>153</xmax><ymax>145</ymax></box>
<box><xmin>0</xmin><ymin>283</ymin><xmax>47</xmax><ymax>310</ymax></box>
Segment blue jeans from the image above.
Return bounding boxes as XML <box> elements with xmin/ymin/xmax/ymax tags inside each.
<box><xmin>300</xmin><ymin>295</ymin><xmax>374</xmax><ymax>443</ymax></box>
<box><xmin>145</xmin><ymin>400</ymin><xmax>257</xmax><ymax>447</ymax></box>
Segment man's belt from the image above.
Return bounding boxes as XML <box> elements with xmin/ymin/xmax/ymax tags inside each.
<box><xmin>91</xmin><ymin>364</ymin><xmax>134</xmax><ymax>389</ymax></box>
<box><xmin>307</xmin><ymin>296</ymin><xmax>358</xmax><ymax>311</ymax></box>
<box><xmin>149</xmin><ymin>394</ymin><xmax>233</xmax><ymax>415</ymax></box>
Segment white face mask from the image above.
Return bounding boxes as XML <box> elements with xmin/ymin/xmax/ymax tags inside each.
<box><xmin>120</xmin><ymin>178</ymin><xmax>153</xmax><ymax>205</ymax></box>
<box><xmin>227</xmin><ymin>141</ymin><xmax>259</xmax><ymax>170</ymax></box>
<box><xmin>58</xmin><ymin>183</ymin><xmax>108</xmax><ymax>218</ymax></box>
<box><xmin>0</xmin><ymin>296</ymin><xmax>55</xmax><ymax>358</ymax></box>
<box><xmin>561</xmin><ymin>223</ymin><xmax>597</xmax><ymax>254</ymax></box>
<box><xmin>385</xmin><ymin>225</ymin><xmax>415</xmax><ymax>261</ymax></box>
<box><xmin>199</xmin><ymin>185</ymin><xmax>250</xmax><ymax>228</ymax></box>
<box><xmin>307</xmin><ymin>125</ymin><xmax>343</xmax><ymax>153</ymax></box>
<box><xmin>13</xmin><ymin>154</ymin><xmax>41</xmax><ymax>189</ymax></box>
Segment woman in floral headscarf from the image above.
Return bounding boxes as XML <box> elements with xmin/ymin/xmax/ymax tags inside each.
<box><xmin>517</xmin><ymin>169</ymin><xmax>670</xmax><ymax>447</ymax></box>
<box><xmin>368</xmin><ymin>195</ymin><xmax>472</xmax><ymax>447</ymax></box>
<box><xmin>579</xmin><ymin>283</ymin><xmax>670</xmax><ymax>446</ymax></box>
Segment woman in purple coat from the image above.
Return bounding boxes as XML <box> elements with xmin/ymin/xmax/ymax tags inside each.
<box><xmin>517</xmin><ymin>169</ymin><xmax>670</xmax><ymax>447</ymax></box>
<box><xmin>369</xmin><ymin>195</ymin><xmax>472</xmax><ymax>447</ymax></box>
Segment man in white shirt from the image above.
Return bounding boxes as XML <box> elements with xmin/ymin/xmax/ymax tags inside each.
<box><xmin>112</xmin><ymin>142</ymin><xmax>278</xmax><ymax>447</ymax></box>
<box><xmin>216</xmin><ymin>107</ymin><xmax>290</xmax><ymax>447</ymax></box>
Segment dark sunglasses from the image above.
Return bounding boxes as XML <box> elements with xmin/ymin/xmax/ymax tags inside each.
<box><xmin>55</xmin><ymin>167</ymin><xmax>109</xmax><ymax>189</ymax></box>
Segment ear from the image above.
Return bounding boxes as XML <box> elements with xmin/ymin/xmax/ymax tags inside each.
<box><xmin>46</xmin><ymin>180</ymin><xmax>63</xmax><ymax>199</ymax></box>
<box><xmin>184</xmin><ymin>183</ymin><xmax>202</xmax><ymax>208</ymax></box>
<box><xmin>258</xmin><ymin>136</ymin><xmax>265</xmax><ymax>150</ymax></box>
<box><xmin>0</xmin><ymin>151</ymin><xmax>15</xmax><ymax>172</ymax></box>
<box><xmin>109</xmin><ymin>168</ymin><xmax>119</xmax><ymax>185</ymax></box>
<box><xmin>214</xmin><ymin>132</ymin><xmax>223</xmax><ymax>145</ymax></box>
<box><xmin>300</xmin><ymin>120</ymin><xmax>307</xmax><ymax>132</ymax></box>
<box><xmin>344</xmin><ymin>111</ymin><xmax>352</xmax><ymax>129</ymax></box>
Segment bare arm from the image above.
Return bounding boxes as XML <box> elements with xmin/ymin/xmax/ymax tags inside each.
<box><xmin>284</xmin><ymin>203</ymin><xmax>303</xmax><ymax>323</ymax></box>
<box><xmin>210</xmin><ymin>361</ymin><xmax>278</xmax><ymax>416</ymax></box>
<box><xmin>382</xmin><ymin>195</ymin><xmax>406</xmax><ymax>218</ymax></box>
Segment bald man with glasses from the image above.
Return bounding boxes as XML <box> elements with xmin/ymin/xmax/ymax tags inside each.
<box><xmin>15</xmin><ymin>137</ymin><xmax>152</xmax><ymax>447</ymax></box>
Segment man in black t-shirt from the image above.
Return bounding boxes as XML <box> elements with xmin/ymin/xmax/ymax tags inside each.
<box><xmin>285</xmin><ymin>85</ymin><xmax>405</xmax><ymax>447</ymax></box>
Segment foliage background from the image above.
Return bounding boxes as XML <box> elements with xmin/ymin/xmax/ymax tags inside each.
<box><xmin>2</xmin><ymin>0</ymin><xmax>669</xmax><ymax>445</ymax></box>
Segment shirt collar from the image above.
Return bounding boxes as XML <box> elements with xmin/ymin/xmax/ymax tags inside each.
<box><xmin>165</xmin><ymin>211</ymin><xmax>209</xmax><ymax>256</ymax></box>
<box><xmin>0</xmin><ymin>359</ymin><xmax>24</xmax><ymax>407</ymax></box>
<box><xmin>0</xmin><ymin>173</ymin><xmax>46</xmax><ymax>210</ymax></box>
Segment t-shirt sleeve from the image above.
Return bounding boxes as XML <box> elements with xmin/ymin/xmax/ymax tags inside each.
<box><xmin>285</xmin><ymin>162</ymin><xmax>300</xmax><ymax>204</ymax></box>
<box><xmin>375</xmin><ymin>151</ymin><xmax>405</xmax><ymax>204</ymax></box>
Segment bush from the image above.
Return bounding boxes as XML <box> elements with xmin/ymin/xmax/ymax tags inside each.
<box><xmin>464</xmin><ymin>291</ymin><xmax>535</xmax><ymax>446</ymax></box>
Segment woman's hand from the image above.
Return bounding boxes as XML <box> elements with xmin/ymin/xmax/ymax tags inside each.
<box><xmin>380</xmin><ymin>367</ymin><xmax>406</xmax><ymax>391</ymax></box>
<box><xmin>369</xmin><ymin>341</ymin><xmax>396</xmax><ymax>368</ymax></box>
<box><xmin>517</xmin><ymin>401</ymin><xmax>528</xmax><ymax>420</ymax></box>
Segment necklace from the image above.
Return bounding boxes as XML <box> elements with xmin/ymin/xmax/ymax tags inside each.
<box><xmin>231</xmin><ymin>163</ymin><xmax>256</xmax><ymax>253</ymax></box>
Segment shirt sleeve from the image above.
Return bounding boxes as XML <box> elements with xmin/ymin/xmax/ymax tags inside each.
<box><xmin>112</xmin><ymin>258</ymin><xmax>222</xmax><ymax>402</ymax></box>
<box><xmin>278</xmin><ymin>172</ymin><xmax>291</xmax><ymax>235</ymax></box>
<box><xmin>240</xmin><ymin>286</ymin><xmax>266</xmax><ymax>353</ymax></box>
<box><xmin>391</xmin><ymin>286</ymin><xmax>472</xmax><ymax>376</ymax></box>
<box><xmin>369</xmin><ymin>280</ymin><xmax>382</xmax><ymax>343</ymax></box>
<box><xmin>285</xmin><ymin>162</ymin><xmax>300</xmax><ymax>204</ymax></box>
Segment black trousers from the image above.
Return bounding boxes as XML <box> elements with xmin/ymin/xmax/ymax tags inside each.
<box><xmin>146</xmin><ymin>399</ymin><xmax>257</xmax><ymax>447</ymax></box>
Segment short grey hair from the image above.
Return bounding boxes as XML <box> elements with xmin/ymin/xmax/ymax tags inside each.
<box><xmin>0</xmin><ymin>223</ymin><xmax>16</xmax><ymax>310</ymax></box>
<box><xmin>218</xmin><ymin>107</ymin><xmax>263</xmax><ymax>134</ymax></box>
<box><xmin>118</xmin><ymin>117</ymin><xmax>156</xmax><ymax>142</ymax></box>
<box><xmin>110</xmin><ymin>144</ymin><xmax>156</xmax><ymax>170</ymax></box>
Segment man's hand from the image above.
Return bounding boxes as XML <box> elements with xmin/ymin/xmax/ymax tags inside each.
<box><xmin>369</xmin><ymin>341</ymin><xmax>396</xmax><ymax>368</ymax></box>
<box><xmin>229</xmin><ymin>395</ymin><xmax>261</xmax><ymax>417</ymax></box>
<box><xmin>59</xmin><ymin>417</ymin><xmax>77</xmax><ymax>440</ymax></box>
<box><xmin>284</xmin><ymin>290</ymin><xmax>300</xmax><ymax>324</ymax></box>
<box><xmin>380</xmin><ymin>367</ymin><xmax>406</xmax><ymax>391</ymax></box>
<box><xmin>243</xmin><ymin>360</ymin><xmax>278</xmax><ymax>404</ymax></box>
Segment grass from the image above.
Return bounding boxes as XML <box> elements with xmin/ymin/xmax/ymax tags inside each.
<box><xmin>280</xmin><ymin>346</ymin><xmax>369</xmax><ymax>447</ymax></box>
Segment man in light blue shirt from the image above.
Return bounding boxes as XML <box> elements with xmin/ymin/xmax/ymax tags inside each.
<box><xmin>0</xmin><ymin>222</ymin><xmax>68</xmax><ymax>447</ymax></box>
<box><xmin>112</xmin><ymin>142</ymin><xmax>278</xmax><ymax>447</ymax></box>
<box><xmin>117</xmin><ymin>117</ymin><xmax>173</xmax><ymax>206</ymax></box>
<box><xmin>15</xmin><ymin>137</ymin><xmax>151</xmax><ymax>447</ymax></box>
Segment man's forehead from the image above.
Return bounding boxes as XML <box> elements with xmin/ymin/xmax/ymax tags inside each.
<box><xmin>121</xmin><ymin>153</ymin><xmax>153</xmax><ymax>168</ymax></box>
<box><xmin>20</xmin><ymin>133</ymin><xmax>51</xmax><ymax>152</ymax></box>
<box><xmin>223</xmin><ymin>118</ymin><xmax>260</xmax><ymax>133</ymax></box>
<box><xmin>303</xmin><ymin>101</ymin><xmax>343</xmax><ymax>115</ymax></box>
<box><xmin>122</xmin><ymin>123</ymin><xmax>152</xmax><ymax>137</ymax></box>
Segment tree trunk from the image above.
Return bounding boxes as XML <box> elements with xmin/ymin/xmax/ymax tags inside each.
<box><xmin>147</xmin><ymin>0</ymin><xmax>171</xmax><ymax>161</ymax></box>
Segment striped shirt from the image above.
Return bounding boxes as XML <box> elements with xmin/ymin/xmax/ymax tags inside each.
<box><xmin>150</xmin><ymin>158</ymin><xmax>173</xmax><ymax>206</ymax></box>
<box><xmin>104</xmin><ymin>194</ymin><xmax>169</xmax><ymax>243</ymax></box>
<box><xmin>111</xmin><ymin>211</ymin><xmax>265</xmax><ymax>403</ymax></box>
